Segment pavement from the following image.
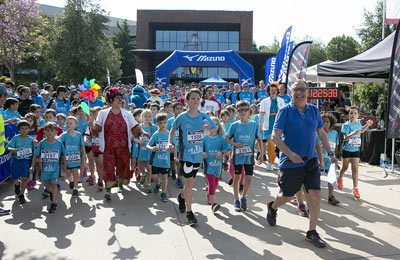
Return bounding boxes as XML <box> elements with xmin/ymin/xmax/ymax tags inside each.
<box><xmin>1</xmin><ymin>162</ymin><xmax>400</xmax><ymax>260</ymax></box>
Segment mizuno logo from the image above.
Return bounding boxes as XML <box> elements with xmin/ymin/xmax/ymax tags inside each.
<box><xmin>183</xmin><ymin>54</ymin><xmax>199</xmax><ymax>61</ymax></box>
<box><xmin>183</xmin><ymin>54</ymin><xmax>225</xmax><ymax>62</ymax></box>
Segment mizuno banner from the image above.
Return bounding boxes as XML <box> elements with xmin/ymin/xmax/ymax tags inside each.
<box><xmin>386</xmin><ymin>21</ymin><xmax>400</xmax><ymax>138</ymax></box>
<box><xmin>265</xmin><ymin>55</ymin><xmax>277</xmax><ymax>84</ymax></box>
<box><xmin>275</xmin><ymin>26</ymin><xmax>292</xmax><ymax>83</ymax></box>
<box><xmin>277</xmin><ymin>41</ymin><xmax>294</xmax><ymax>83</ymax></box>
<box><xmin>285</xmin><ymin>41</ymin><xmax>312</xmax><ymax>90</ymax></box>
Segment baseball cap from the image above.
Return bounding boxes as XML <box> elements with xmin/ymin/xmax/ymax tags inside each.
<box><xmin>0</xmin><ymin>85</ymin><xmax>7</xmax><ymax>96</ymax></box>
<box><xmin>40</xmin><ymin>90</ymin><xmax>49</xmax><ymax>95</ymax></box>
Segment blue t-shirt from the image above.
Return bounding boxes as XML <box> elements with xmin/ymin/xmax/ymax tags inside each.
<box><xmin>167</xmin><ymin>117</ymin><xmax>179</xmax><ymax>150</ymax></box>
<box><xmin>0</xmin><ymin>108</ymin><xmax>7</xmax><ymax>120</ymax></box>
<box><xmin>172</xmin><ymin>111</ymin><xmax>216</xmax><ymax>163</ymax></box>
<box><xmin>342</xmin><ymin>121</ymin><xmax>362</xmax><ymax>152</ymax></box>
<box><xmin>6</xmin><ymin>135</ymin><xmax>34</xmax><ymax>160</ymax></box>
<box><xmin>222</xmin><ymin>122</ymin><xmax>232</xmax><ymax>135</ymax></box>
<box><xmin>214</xmin><ymin>94</ymin><xmax>225</xmax><ymax>105</ymax></box>
<box><xmin>229</xmin><ymin>92</ymin><xmax>239</xmax><ymax>105</ymax></box>
<box><xmin>130</xmin><ymin>138</ymin><xmax>139</xmax><ymax>158</ymax></box>
<box><xmin>54</xmin><ymin>99</ymin><xmax>71</xmax><ymax>116</ymax></box>
<box><xmin>227</xmin><ymin>120</ymin><xmax>259</xmax><ymax>165</ymax></box>
<box><xmin>257</xmin><ymin>90</ymin><xmax>269</xmax><ymax>101</ymax></box>
<box><xmin>148</xmin><ymin>131</ymin><xmax>171</xmax><ymax>168</ymax></box>
<box><xmin>77</xmin><ymin>119</ymin><xmax>88</xmax><ymax>136</ymax></box>
<box><xmin>137</xmin><ymin>124</ymin><xmax>158</xmax><ymax>161</ymax></box>
<box><xmin>34</xmin><ymin>139</ymin><xmax>65</xmax><ymax>180</ymax></box>
<box><xmin>279</xmin><ymin>94</ymin><xmax>291</xmax><ymax>104</ymax></box>
<box><xmin>32</xmin><ymin>95</ymin><xmax>45</xmax><ymax>108</ymax></box>
<box><xmin>39</xmin><ymin>118</ymin><xmax>46</xmax><ymax>127</ymax></box>
<box><xmin>319</xmin><ymin>130</ymin><xmax>339</xmax><ymax>171</ymax></box>
<box><xmin>203</xmin><ymin>135</ymin><xmax>230</xmax><ymax>177</ymax></box>
<box><xmin>238</xmin><ymin>91</ymin><xmax>255</xmax><ymax>104</ymax></box>
<box><xmin>5</xmin><ymin>109</ymin><xmax>21</xmax><ymax>119</ymax></box>
<box><xmin>59</xmin><ymin>131</ymin><xmax>84</xmax><ymax>168</ymax></box>
<box><xmin>88</xmin><ymin>98</ymin><xmax>105</xmax><ymax>108</ymax></box>
<box><xmin>273</xmin><ymin>103</ymin><xmax>324</xmax><ymax>169</ymax></box>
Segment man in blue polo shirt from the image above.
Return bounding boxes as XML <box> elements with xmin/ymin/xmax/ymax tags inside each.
<box><xmin>237</xmin><ymin>82</ymin><xmax>255</xmax><ymax>104</ymax></box>
<box><xmin>30</xmin><ymin>83</ymin><xmax>45</xmax><ymax>109</ymax></box>
<box><xmin>266</xmin><ymin>80</ymin><xmax>337</xmax><ymax>248</ymax></box>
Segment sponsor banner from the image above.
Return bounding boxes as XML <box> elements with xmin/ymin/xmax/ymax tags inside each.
<box><xmin>387</xmin><ymin>21</ymin><xmax>400</xmax><ymax>138</ymax></box>
<box><xmin>275</xmin><ymin>26</ymin><xmax>292</xmax><ymax>82</ymax></box>
<box><xmin>0</xmin><ymin>123</ymin><xmax>18</xmax><ymax>183</ymax></box>
<box><xmin>277</xmin><ymin>41</ymin><xmax>294</xmax><ymax>83</ymax></box>
<box><xmin>286</xmin><ymin>41</ymin><xmax>312</xmax><ymax>90</ymax></box>
<box><xmin>265</xmin><ymin>56</ymin><xmax>277</xmax><ymax>84</ymax></box>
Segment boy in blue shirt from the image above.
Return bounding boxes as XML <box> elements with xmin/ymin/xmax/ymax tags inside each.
<box><xmin>167</xmin><ymin>102</ymin><xmax>184</xmax><ymax>187</ymax></box>
<box><xmin>147</xmin><ymin>113</ymin><xmax>177</xmax><ymax>201</ymax></box>
<box><xmin>30</xmin><ymin>122</ymin><xmax>66</xmax><ymax>213</ymax></box>
<box><xmin>6</xmin><ymin>120</ymin><xmax>34</xmax><ymax>204</ymax></box>
<box><xmin>225</xmin><ymin>100</ymin><xmax>264</xmax><ymax>212</ymax></box>
<box><xmin>59</xmin><ymin>116</ymin><xmax>86</xmax><ymax>198</ymax></box>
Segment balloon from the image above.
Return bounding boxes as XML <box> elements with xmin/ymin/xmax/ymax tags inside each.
<box><xmin>80</xmin><ymin>102</ymin><xmax>90</xmax><ymax>115</ymax></box>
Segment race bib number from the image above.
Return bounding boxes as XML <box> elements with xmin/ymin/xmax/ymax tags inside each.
<box><xmin>17</xmin><ymin>146</ymin><xmax>32</xmax><ymax>159</ymax></box>
<box><xmin>91</xmin><ymin>137</ymin><xmax>100</xmax><ymax>146</ymax></box>
<box><xmin>66</xmin><ymin>152</ymin><xmax>81</xmax><ymax>164</ymax></box>
<box><xmin>156</xmin><ymin>141</ymin><xmax>168</xmax><ymax>152</ymax></box>
<box><xmin>329</xmin><ymin>140</ymin><xmax>336</xmax><ymax>151</ymax></box>
<box><xmin>349</xmin><ymin>136</ymin><xmax>361</xmax><ymax>147</ymax></box>
<box><xmin>235</xmin><ymin>145</ymin><xmax>252</xmax><ymax>156</ymax></box>
<box><xmin>139</xmin><ymin>135</ymin><xmax>149</xmax><ymax>143</ymax></box>
<box><xmin>41</xmin><ymin>149</ymin><xmax>59</xmax><ymax>162</ymax></box>
<box><xmin>187</xmin><ymin>130</ymin><xmax>204</xmax><ymax>144</ymax></box>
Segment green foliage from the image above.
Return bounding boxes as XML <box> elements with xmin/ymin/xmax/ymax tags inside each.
<box><xmin>356</xmin><ymin>1</ymin><xmax>396</xmax><ymax>51</ymax></box>
<box><xmin>356</xmin><ymin>83</ymin><xmax>386</xmax><ymax>118</ymax></box>
<box><xmin>259</xmin><ymin>37</ymin><xmax>280</xmax><ymax>53</ymax></box>
<box><xmin>308</xmin><ymin>40</ymin><xmax>327</xmax><ymax>67</ymax></box>
<box><xmin>326</xmin><ymin>35</ymin><xmax>360</xmax><ymax>62</ymax></box>
<box><xmin>0</xmin><ymin>75</ymin><xmax>10</xmax><ymax>83</ymax></box>
<box><xmin>112</xmin><ymin>20</ymin><xmax>135</xmax><ymax>83</ymax></box>
<box><xmin>48</xmin><ymin>0</ymin><xmax>121</xmax><ymax>84</ymax></box>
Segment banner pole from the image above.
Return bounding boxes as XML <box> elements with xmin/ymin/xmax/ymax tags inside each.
<box><xmin>392</xmin><ymin>138</ymin><xmax>395</xmax><ymax>172</ymax></box>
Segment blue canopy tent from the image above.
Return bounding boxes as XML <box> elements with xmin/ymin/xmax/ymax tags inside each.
<box><xmin>199</xmin><ymin>74</ymin><xmax>229</xmax><ymax>86</ymax></box>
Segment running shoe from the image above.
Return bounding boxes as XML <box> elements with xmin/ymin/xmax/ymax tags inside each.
<box><xmin>18</xmin><ymin>194</ymin><xmax>27</xmax><ymax>204</ymax></box>
<box><xmin>153</xmin><ymin>184</ymin><xmax>161</xmax><ymax>195</ymax></box>
<box><xmin>14</xmin><ymin>181</ymin><xmax>20</xmax><ymax>196</ymax></box>
<box><xmin>186</xmin><ymin>211</ymin><xmax>198</xmax><ymax>226</ymax></box>
<box><xmin>207</xmin><ymin>195</ymin><xmax>211</xmax><ymax>205</ymax></box>
<box><xmin>72</xmin><ymin>189</ymin><xmax>79</xmax><ymax>198</ymax></box>
<box><xmin>271</xmin><ymin>164</ymin><xmax>278</xmax><ymax>170</ymax></box>
<box><xmin>298</xmin><ymin>203</ymin><xmax>309</xmax><ymax>217</ymax></box>
<box><xmin>97</xmin><ymin>181</ymin><xmax>104</xmax><ymax>191</ymax></box>
<box><xmin>228</xmin><ymin>178</ymin><xmax>233</xmax><ymax>186</ymax></box>
<box><xmin>48</xmin><ymin>203</ymin><xmax>57</xmax><ymax>213</ymax></box>
<box><xmin>328</xmin><ymin>195</ymin><xmax>340</xmax><ymax>205</ymax></box>
<box><xmin>27</xmin><ymin>180</ymin><xmax>35</xmax><ymax>190</ymax></box>
<box><xmin>87</xmin><ymin>176</ymin><xmax>95</xmax><ymax>186</ymax></box>
<box><xmin>171</xmin><ymin>171</ymin><xmax>177</xmax><ymax>181</ymax></box>
<box><xmin>234</xmin><ymin>200</ymin><xmax>241</xmax><ymax>212</ymax></box>
<box><xmin>289</xmin><ymin>196</ymin><xmax>298</xmax><ymax>204</ymax></box>
<box><xmin>146</xmin><ymin>184</ymin><xmax>152</xmax><ymax>193</ymax></box>
<box><xmin>176</xmin><ymin>178</ymin><xmax>184</xmax><ymax>188</ymax></box>
<box><xmin>0</xmin><ymin>208</ymin><xmax>10</xmax><ymax>216</ymax></box>
<box><xmin>212</xmin><ymin>203</ymin><xmax>221</xmax><ymax>213</ymax></box>
<box><xmin>240</xmin><ymin>196</ymin><xmax>247</xmax><ymax>211</ymax></box>
<box><xmin>42</xmin><ymin>189</ymin><xmax>50</xmax><ymax>198</ymax></box>
<box><xmin>177</xmin><ymin>193</ymin><xmax>186</xmax><ymax>213</ymax></box>
<box><xmin>337</xmin><ymin>178</ymin><xmax>343</xmax><ymax>190</ymax></box>
<box><xmin>266</xmin><ymin>164</ymin><xmax>272</xmax><ymax>171</ymax></box>
<box><xmin>305</xmin><ymin>230</ymin><xmax>326</xmax><ymax>248</ymax></box>
<box><xmin>266</xmin><ymin>201</ymin><xmax>277</xmax><ymax>226</ymax></box>
<box><xmin>69</xmin><ymin>181</ymin><xmax>74</xmax><ymax>190</ymax></box>
<box><xmin>140</xmin><ymin>175</ymin><xmax>146</xmax><ymax>185</ymax></box>
<box><xmin>352</xmin><ymin>188</ymin><xmax>360</xmax><ymax>199</ymax></box>
<box><xmin>104</xmin><ymin>192</ymin><xmax>111</xmax><ymax>201</ymax></box>
<box><xmin>160</xmin><ymin>193</ymin><xmax>168</xmax><ymax>202</ymax></box>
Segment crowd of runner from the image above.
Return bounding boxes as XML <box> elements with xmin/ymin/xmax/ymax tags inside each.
<box><xmin>0</xmin><ymin>79</ymin><xmax>373</xmax><ymax>248</ymax></box>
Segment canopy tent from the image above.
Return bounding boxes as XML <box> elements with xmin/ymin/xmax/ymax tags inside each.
<box><xmin>317</xmin><ymin>32</ymin><xmax>395</xmax><ymax>80</ymax></box>
<box><xmin>199</xmin><ymin>74</ymin><xmax>229</xmax><ymax>86</ymax></box>
<box><xmin>306</xmin><ymin>60</ymin><xmax>385</xmax><ymax>84</ymax></box>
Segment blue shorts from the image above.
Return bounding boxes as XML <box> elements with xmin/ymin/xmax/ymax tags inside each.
<box><xmin>11</xmin><ymin>159</ymin><xmax>30</xmax><ymax>180</ymax></box>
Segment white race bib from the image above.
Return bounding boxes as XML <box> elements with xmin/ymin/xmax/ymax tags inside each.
<box><xmin>328</xmin><ymin>140</ymin><xmax>336</xmax><ymax>151</ymax></box>
<box><xmin>235</xmin><ymin>145</ymin><xmax>252</xmax><ymax>156</ymax></box>
<box><xmin>139</xmin><ymin>135</ymin><xmax>149</xmax><ymax>143</ymax></box>
<box><xmin>66</xmin><ymin>152</ymin><xmax>81</xmax><ymax>164</ymax></box>
<box><xmin>187</xmin><ymin>130</ymin><xmax>204</xmax><ymax>144</ymax></box>
<box><xmin>349</xmin><ymin>136</ymin><xmax>361</xmax><ymax>147</ymax></box>
<box><xmin>41</xmin><ymin>149</ymin><xmax>59</xmax><ymax>162</ymax></box>
<box><xmin>17</xmin><ymin>146</ymin><xmax>32</xmax><ymax>159</ymax></box>
<box><xmin>156</xmin><ymin>140</ymin><xmax>168</xmax><ymax>152</ymax></box>
<box><xmin>91</xmin><ymin>137</ymin><xmax>100</xmax><ymax>146</ymax></box>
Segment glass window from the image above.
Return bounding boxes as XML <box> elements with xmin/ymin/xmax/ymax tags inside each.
<box><xmin>170</xmin><ymin>30</ymin><xmax>177</xmax><ymax>42</ymax></box>
<box><xmin>228</xmin><ymin>68</ymin><xmax>238</xmax><ymax>78</ymax></box>
<box><xmin>228</xmin><ymin>42</ymin><xmax>239</xmax><ymax>51</ymax></box>
<box><xmin>208</xmin><ymin>67</ymin><xmax>217</xmax><ymax>77</ymax></box>
<box><xmin>218</xmin><ymin>67</ymin><xmax>229</xmax><ymax>78</ymax></box>
<box><xmin>219</xmin><ymin>31</ymin><xmax>229</xmax><ymax>42</ymax></box>
<box><xmin>198</xmin><ymin>31</ymin><xmax>207</xmax><ymax>43</ymax></box>
<box><xmin>177</xmin><ymin>41</ymin><xmax>185</xmax><ymax>50</ymax></box>
<box><xmin>208</xmin><ymin>31</ymin><xmax>218</xmax><ymax>43</ymax></box>
<box><xmin>218</xmin><ymin>42</ymin><xmax>229</xmax><ymax>50</ymax></box>
<box><xmin>163</xmin><ymin>41</ymin><xmax>170</xmax><ymax>50</ymax></box>
<box><xmin>169</xmin><ymin>41</ymin><xmax>177</xmax><ymax>50</ymax></box>
<box><xmin>163</xmin><ymin>30</ymin><xmax>169</xmax><ymax>41</ymax></box>
<box><xmin>208</xmin><ymin>42</ymin><xmax>218</xmax><ymax>51</ymax></box>
<box><xmin>229</xmin><ymin>31</ymin><xmax>239</xmax><ymax>42</ymax></box>
<box><xmin>177</xmin><ymin>31</ymin><xmax>187</xmax><ymax>41</ymax></box>
<box><xmin>156</xmin><ymin>31</ymin><xmax>163</xmax><ymax>41</ymax></box>
<box><xmin>155</xmin><ymin>41</ymin><xmax>162</xmax><ymax>50</ymax></box>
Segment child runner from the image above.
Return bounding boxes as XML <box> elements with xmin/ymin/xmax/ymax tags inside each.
<box><xmin>167</xmin><ymin>88</ymin><xmax>216</xmax><ymax>225</ymax></box>
<box><xmin>31</xmin><ymin>122</ymin><xmax>66</xmax><ymax>213</ymax></box>
<box><xmin>167</xmin><ymin>102</ymin><xmax>184</xmax><ymax>187</ymax></box>
<box><xmin>146</xmin><ymin>113</ymin><xmax>176</xmax><ymax>201</ymax></box>
<box><xmin>130</xmin><ymin>108</ymin><xmax>142</xmax><ymax>182</ymax></box>
<box><xmin>220</xmin><ymin>110</ymin><xmax>232</xmax><ymax>171</ymax></box>
<box><xmin>88</xmin><ymin>107</ymin><xmax>104</xmax><ymax>190</ymax></box>
<box><xmin>30</xmin><ymin>104</ymin><xmax>44</xmax><ymax>127</ymax></box>
<box><xmin>24</xmin><ymin>113</ymin><xmax>39</xmax><ymax>190</ymax></box>
<box><xmin>4</xmin><ymin>98</ymin><xmax>21</xmax><ymax>121</ymax></box>
<box><xmin>338</xmin><ymin>107</ymin><xmax>373</xmax><ymax>199</ymax></box>
<box><xmin>135</xmin><ymin>109</ymin><xmax>158</xmax><ymax>192</ymax></box>
<box><xmin>59</xmin><ymin>116</ymin><xmax>86</xmax><ymax>198</ymax></box>
<box><xmin>150</xmin><ymin>103</ymin><xmax>160</xmax><ymax>124</ymax></box>
<box><xmin>56</xmin><ymin>113</ymin><xmax>67</xmax><ymax>132</ymax></box>
<box><xmin>6</xmin><ymin>120</ymin><xmax>34</xmax><ymax>204</ymax></box>
<box><xmin>203</xmin><ymin>117</ymin><xmax>230</xmax><ymax>213</ymax></box>
<box><xmin>225</xmin><ymin>100</ymin><xmax>264</xmax><ymax>212</ymax></box>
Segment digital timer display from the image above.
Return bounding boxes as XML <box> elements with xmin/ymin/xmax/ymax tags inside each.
<box><xmin>308</xmin><ymin>88</ymin><xmax>339</xmax><ymax>99</ymax></box>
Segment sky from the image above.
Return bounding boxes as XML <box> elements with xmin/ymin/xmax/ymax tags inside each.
<box><xmin>37</xmin><ymin>0</ymin><xmax>379</xmax><ymax>46</ymax></box>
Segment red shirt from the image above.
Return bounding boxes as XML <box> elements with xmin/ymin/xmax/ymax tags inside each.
<box><xmin>36</xmin><ymin>126</ymin><xmax>63</xmax><ymax>141</ymax></box>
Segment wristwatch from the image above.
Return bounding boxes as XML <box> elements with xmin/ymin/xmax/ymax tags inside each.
<box><xmin>328</xmin><ymin>151</ymin><xmax>334</xmax><ymax>156</ymax></box>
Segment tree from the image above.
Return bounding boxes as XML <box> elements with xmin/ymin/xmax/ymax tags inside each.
<box><xmin>356</xmin><ymin>1</ymin><xmax>397</xmax><ymax>51</ymax></box>
<box><xmin>113</xmin><ymin>20</ymin><xmax>135</xmax><ymax>83</ymax></box>
<box><xmin>49</xmin><ymin>0</ymin><xmax>121</xmax><ymax>84</ymax></box>
<box><xmin>0</xmin><ymin>0</ymin><xmax>40</xmax><ymax>81</ymax></box>
<box><xmin>259</xmin><ymin>37</ymin><xmax>280</xmax><ymax>53</ymax></box>
<box><xmin>326</xmin><ymin>35</ymin><xmax>360</xmax><ymax>62</ymax></box>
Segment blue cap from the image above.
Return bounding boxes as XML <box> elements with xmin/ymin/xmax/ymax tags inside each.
<box><xmin>0</xmin><ymin>85</ymin><xmax>7</xmax><ymax>96</ymax></box>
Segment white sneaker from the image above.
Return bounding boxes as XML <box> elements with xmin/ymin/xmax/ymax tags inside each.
<box><xmin>266</xmin><ymin>164</ymin><xmax>272</xmax><ymax>170</ymax></box>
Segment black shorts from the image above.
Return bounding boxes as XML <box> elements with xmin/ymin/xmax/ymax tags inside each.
<box><xmin>180</xmin><ymin>161</ymin><xmax>201</xmax><ymax>178</ymax></box>
<box><xmin>234</xmin><ymin>164</ymin><xmax>254</xmax><ymax>176</ymax></box>
<box><xmin>67</xmin><ymin>166</ymin><xmax>80</xmax><ymax>170</ymax></box>
<box><xmin>85</xmin><ymin>146</ymin><xmax>92</xmax><ymax>153</ymax></box>
<box><xmin>278</xmin><ymin>158</ymin><xmax>320</xmax><ymax>197</ymax></box>
<box><xmin>170</xmin><ymin>152</ymin><xmax>174</xmax><ymax>161</ymax></box>
<box><xmin>342</xmin><ymin>150</ymin><xmax>360</xmax><ymax>158</ymax></box>
<box><xmin>152</xmin><ymin>166</ymin><xmax>170</xmax><ymax>175</ymax></box>
<box><xmin>93</xmin><ymin>152</ymin><xmax>102</xmax><ymax>157</ymax></box>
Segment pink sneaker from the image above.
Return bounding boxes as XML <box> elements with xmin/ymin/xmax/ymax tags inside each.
<box><xmin>27</xmin><ymin>180</ymin><xmax>35</xmax><ymax>190</ymax></box>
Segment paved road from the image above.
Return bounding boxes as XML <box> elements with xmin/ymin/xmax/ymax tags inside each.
<box><xmin>1</xmin><ymin>163</ymin><xmax>400</xmax><ymax>260</ymax></box>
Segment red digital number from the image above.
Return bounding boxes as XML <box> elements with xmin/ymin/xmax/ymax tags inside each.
<box><xmin>318</xmin><ymin>89</ymin><xmax>322</xmax><ymax>98</ymax></box>
<box><xmin>323</xmin><ymin>89</ymin><xmax>328</xmax><ymax>97</ymax></box>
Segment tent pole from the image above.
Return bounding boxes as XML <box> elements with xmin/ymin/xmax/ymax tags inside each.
<box><xmin>382</xmin><ymin>0</ymin><xmax>386</xmax><ymax>40</ymax></box>
<box><xmin>352</xmin><ymin>82</ymin><xmax>355</xmax><ymax>105</ymax></box>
